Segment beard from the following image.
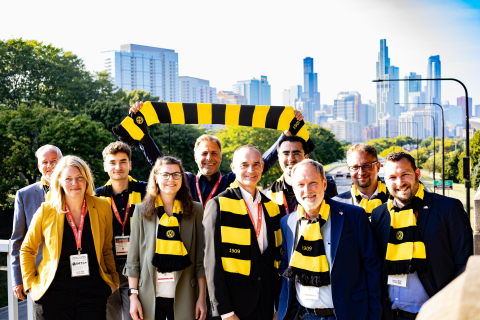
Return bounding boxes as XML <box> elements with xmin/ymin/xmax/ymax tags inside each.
<box><xmin>355</xmin><ymin>174</ymin><xmax>372</xmax><ymax>188</ymax></box>
<box><xmin>391</xmin><ymin>177</ymin><xmax>420</xmax><ymax>204</ymax></box>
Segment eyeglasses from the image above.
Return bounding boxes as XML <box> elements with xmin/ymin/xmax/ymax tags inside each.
<box><xmin>347</xmin><ymin>162</ymin><xmax>378</xmax><ymax>173</ymax></box>
<box><xmin>156</xmin><ymin>172</ymin><xmax>183</xmax><ymax>180</ymax></box>
<box><xmin>281</xmin><ymin>151</ymin><xmax>305</xmax><ymax>158</ymax></box>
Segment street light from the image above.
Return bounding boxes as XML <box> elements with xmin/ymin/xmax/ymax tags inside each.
<box><xmin>408</xmin><ymin>121</ymin><xmax>419</xmax><ymax>164</ymax></box>
<box><xmin>374</xmin><ymin>77</ymin><xmax>471</xmax><ymax>217</ymax></box>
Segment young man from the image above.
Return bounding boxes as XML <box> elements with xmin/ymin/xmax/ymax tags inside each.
<box><xmin>264</xmin><ymin>135</ymin><xmax>338</xmax><ymax>216</ymax></box>
<box><xmin>11</xmin><ymin>144</ymin><xmax>62</xmax><ymax>320</ymax></box>
<box><xmin>203</xmin><ymin>145</ymin><xmax>283</xmax><ymax>320</ymax></box>
<box><xmin>371</xmin><ymin>152</ymin><xmax>473</xmax><ymax>320</ymax></box>
<box><xmin>95</xmin><ymin>142</ymin><xmax>148</xmax><ymax>320</ymax></box>
<box><xmin>334</xmin><ymin>144</ymin><xmax>388</xmax><ymax>217</ymax></box>
<box><xmin>278</xmin><ymin>159</ymin><xmax>382</xmax><ymax>320</ymax></box>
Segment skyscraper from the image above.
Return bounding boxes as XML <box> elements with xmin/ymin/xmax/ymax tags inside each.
<box><xmin>179</xmin><ymin>76</ymin><xmax>217</xmax><ymax>103</ymax></box>
<box><xmin>376</xmin><ymin>39</ymin><xmax>400</xmax><ymax>120</ymax></box>
<box><xmin>457</xmin><ymin>96</ymin><xmax>472</xmax><ymax>127</ymax></box>
<box><xmin>283</xmin><ymin>85</ymin><xmax>302</xmax><ymax>106</ymax></box>
<box><xmin>404</xmin><ymin>72</ymin><xmax>422</xmax><ymax>109</ymax></box>
<box><xmin>427</xmin><ymin>55</ymin><xmax>441</xmax><ymax>105</ymax></box>
<box><xmin>303</xmin><ymin>57</ymin><xmax>321</xmax><ymax>111</ymax></box>
<box><xmin>334</xmin><ymin>91</ymin><xmax>362</xmax><ymax>123</ymax></box>
<box><xmin>232</xmin><ymin>76</ymin><xmax>271</xmax><ymax>105</ymax></box>
<box><xmin>102</xmin><ymin>44</ymin><xmax>179</xmax><ymax>102</ymax></box>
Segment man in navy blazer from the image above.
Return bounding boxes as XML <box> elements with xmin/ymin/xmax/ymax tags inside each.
<box><xmin>278</xmin><ymin>159</ymin><xmax>382</xmax><ymax>320</ymax></box>
<box><xmin>370</xmin><ymin>152</ymin><xmax>473</xmax><ymax>320</ymax></box>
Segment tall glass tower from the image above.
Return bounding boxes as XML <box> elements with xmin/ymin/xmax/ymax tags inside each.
<box><xmin>427</xmin><ymin>55</ymin><xmax>441</xmax><ymax>105</ymax></box>
<box><xmin>376</xmin><ymin>39</ymin><xmax>400</xmax><ymax>121</ymax></box>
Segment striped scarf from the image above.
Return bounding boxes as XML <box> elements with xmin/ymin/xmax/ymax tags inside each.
<box><xmin>113</xmin><ymin>102</ymin><xmax>315</xmax><ymax>152</ymax></box>
<box><xmin>41</xmin><ymin>177</ymin><xmax>51</xmax><ymax>201</ymax></box>
<box><xmin>152</xmin><ymin>196</ymin><xmax>192</xmax><ymax>273</ymax></box>
<box><xmin>219</xmin><ymin>180</ymin><xmax>283</xmax><ymax>286</ymax></box>
<box><xmin>384</xmin><ymin>183</ymin><xmax>429</xmax><ymax>275</ymax></box>
<box><xmin>283</xmin><ymin>196</ymin><xmax>331</xmax><ymax>287</ymax></box>
<box><xmin>265</xmin><ymin>175</ymin><xmax>289</xmax><ymax>216</ymax></box>
<box><xmin>350</xmin><ymin>180</ymin><xmax>389</xmax><ymax>216</ymax></box>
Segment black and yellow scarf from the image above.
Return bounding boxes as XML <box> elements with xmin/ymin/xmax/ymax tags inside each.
<box><xmin>350</xmin><ymin>180</ymin><xmax>389</xmax><ymax>216</ymax></box>
<box><xmin>384</xmin><ymin>183</ymin><xmax>428</xmax><ymax>275</ymax></box>
<box><xmin>41</xmin><ymin>177</ymin><xmax>51</xmax><ymax>201</ymax></box>
<box><xmin>283</xmin><ymin>196</ymin><xmax>331</xmax><ymax>287</ymax></box>
<box><xmin>265</xmin><ymin>175</ymin><xmax>289</xmax><ymax>216</ymax></box>
<box><xmin>113</xmin><ymin>102</ymin><xmax>315</xmax><ymax>152</ymax></box>
<box><xmin>218</xmin><ymin>180</ymin><xmax>283</xmax><ymax>286</ymax></box>
<box><xmin>152</xmin><ymin>196</ymin><xmax>192</xmax><ymax>273</ymax></box>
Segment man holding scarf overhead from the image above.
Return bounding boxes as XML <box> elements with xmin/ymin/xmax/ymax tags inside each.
<box><xmin>334</xmin><ymin>144</ymin><xmax>388</xmax><ymax>217</ymax></box>
<box><xmin>278</xmin><ymin>159</ymin><xmax>382</xmax><ymax>320</ymax></box>
<box><xmin>371</xmin><ymin>152</ymin><xmax>472</xmax><ymax>320</ymax></box>
<box><xmin>203</xmin><ymin>145</ymin><xmax>284</xmax><ymax>320</ymax></box>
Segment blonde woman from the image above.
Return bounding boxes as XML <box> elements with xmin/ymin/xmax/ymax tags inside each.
<box><xmin>20</xmin><ymin>155</ymin><xmax>119</xmax><ymax>320</ymax></box>
<box><xmin>125</xmin><ymin>156</ymin><xmax>206</xmax><ymax>320</ymax></box>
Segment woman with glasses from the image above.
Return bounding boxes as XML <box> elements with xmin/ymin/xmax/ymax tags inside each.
<box><xmin>125</xmin><ymin>156</ymin><xmax>206</xmax><ymax>320</ymax></box>
<box><xmin>20</xmin><ymin>155</ymin><xmax>119</xmax><ymax>320</ymax></box>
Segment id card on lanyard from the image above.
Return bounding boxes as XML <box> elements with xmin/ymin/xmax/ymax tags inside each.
<box><xmin>196</xmin><ymin>174</ymin><xmax>222</xmax><ymax>208</ymax></box>
<box><xmin>66</xmin><ymin>198</ymin><xmax>90</xmax><ymax>277</ymax></box>
<box><xmin>244</xmin><ymin>200</ymin><xmax>262</xmax><ymax>239</ymax></box>
<box><xmin>283</xmin><ymin>193</ymin><xmax>297</xmax><ymax>215</ymax></box>
<box><xmin>111</xmin><ymin>196</ymin><xmax>131</xmax><ymax>255</ymax></box>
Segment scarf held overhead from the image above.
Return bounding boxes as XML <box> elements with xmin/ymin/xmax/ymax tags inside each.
<box><xmin>113</xmin><ymin>102</ymin><xmax>315</xmax><ymax>152</ymax></box>
<box><xmin>351</xmin><ymin>180</ymin><xmax>389</xmax><ymax>215</ymax></box>
<box><xmin>283</xmin><ymin>197</ymin><xmax>331</xmax><ymax>287</ymax></box>
<box><xmin>384</xmin><ymin>183</ymin><xmax>428</xmax><ymax>275</ymax></box>
<box><xmin>152</xmin><ymin>196</ymin><xmax>192</xmax><ymax>273</ymax></box>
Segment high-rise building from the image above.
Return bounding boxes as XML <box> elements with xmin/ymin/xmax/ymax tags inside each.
<box><xmin>376</xmin><ymin>39</ymin><xmax>400</xmax><ymax>120</ymax></box>
<box><xmin>283</xmin><ymin>85</ymin><xmax>302</xmax><ymax>106</ymax></box>
<box><xmin>232</xmin><ymin>76</ymin><xmax>271</xmax><ymax>105</ymax></box>
<box><xmin>474</xmin><ymin>105</ymin><xmax>480</xmax><ymax>118</ymax></box>
<box><xmin>399</xmin><ymin>110</ymin><xmax>426</xmax><ymax>140</ymax></box>
<box><xmin>361</xmin><ymin>101</ymin><xmax>376</xmax><ymax>127</ymax></box>
<box><xmin>322</xmin><ymin>119</ymin><xmax>364</xmax><ymax>143</ymax></box>
<box><xmin>334</xmin><ymin>91</ymin><xmax>362</xmax><ymax>123</ymax></box>
<box><xmin>378</xmin><ymin>113</ymin><xmax>399</xmax><ymax>138</ymax></box>
<box><xmin>449</xmin><ymin>105</ymin><xmax>463</xmax><ymax>126</ymax></box>
<box><xmin>295</xmin><ymin>98</ymin><xmax>314</xmax><ymax>123</ymax></box>
<box><xmin>404</xmin><ymin>72</ymin><xmax>422</xmax><ymax>109</ymax></box>
<box><xmin>216</xmin><ymin>91</ymin><xmax>248</xmax><ymax>105</ymax></box>
<box><xmin>457</xmin><ymin>96</ymin><xmax>472</xmax><ymax>127</ymax></box>
<box><xmin>303</xmin><ymin>57</ymin><xmax>321</xmax><ymax>111</ymax></box>
<box><xmin>179</xmin><ymin>77</ymin><xmax>216</xmax><ymax>103</ymax></box>
<box><xmin>427</xmin><ymin>55</ymin><xmax>441</xmax><ymax>105</ymax></box>
<box><xmin>364</xmin><ymin>126</ymin><xmax>380</xmax><ymax>141</ymax></box>
<box><xmin>102</xmin><ymin>44</ymin><xmax>179</xmax><ymax>102</ymax></box>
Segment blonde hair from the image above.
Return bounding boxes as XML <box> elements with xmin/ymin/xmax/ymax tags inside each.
<box><xmin>194</xmin><ymin>135</ymin><xmax>222</xmax><ymax>153</ymax></box>
<box><xmin>49</xmin><ymin>155</ymin><xmax>95</xmax><ymax>213</ymax></box>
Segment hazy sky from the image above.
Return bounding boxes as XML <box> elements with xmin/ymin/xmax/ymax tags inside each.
<box><xmin>2</xmin><ymin>0</ymin><xmax>479</xmax><ymax>107</ymax></box>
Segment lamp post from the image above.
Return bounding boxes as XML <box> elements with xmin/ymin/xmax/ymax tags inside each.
<box><xmin>374</xmin><ymin>78</ymin><xmax>471</xmax><ymax>217</ymax></box>
<box><xmin>424</xmin><ymin>114</ymin><xmax>436</xmax><ymax>181</ymax></box>
<box><xmin>408</xmin><ymin>121</ymin><xmax>419</xmax><ymax>164</ymax></box>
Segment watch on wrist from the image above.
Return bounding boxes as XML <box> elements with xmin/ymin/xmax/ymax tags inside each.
<box><xmin>128</xmin><ymin>288</ymin><xmax>139</xmax><ymax>296</ymax></box>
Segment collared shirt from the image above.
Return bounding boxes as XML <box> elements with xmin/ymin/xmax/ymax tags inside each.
<box><xmin>238</xmin><ymin>185</ymin><xmax>268</xmax><ymax>253</ymax></box>
<box><xmin>355</xmin><ymin>185</ymin><xmax>379</xmax><ymax>202</ymax></box>
<box><xmin>388</xmin><ymin>199</ymin><xmax>430</xmax><ymax>313</ymax></box>
<box><xmin>197</xmin><ymin>171</ymin><xmax>222</xmax><ymax>203</ymax></box>
<box><xmin>295</xmin><ymin>211</ymin><xmax>334</xmax><ymax>309</ymax></box>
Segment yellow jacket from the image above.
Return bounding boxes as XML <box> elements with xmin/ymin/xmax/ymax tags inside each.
<box><xmin>20</xmin><ymin>195</ymin><xmax>120</xmax><ymax>301</ymax></box>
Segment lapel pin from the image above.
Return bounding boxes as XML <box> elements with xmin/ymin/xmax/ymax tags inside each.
<box><xmin>423</xmin><ymin>206</ymin><xmax>428</xmax><ymax>209</ymax></box>
<box><xmin>339</xmin><ymin>211</ymin><xmax>343</xmax><ymax>215</ymax></box>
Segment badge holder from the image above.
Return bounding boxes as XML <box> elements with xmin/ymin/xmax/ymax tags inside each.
<box><xmin>70</xmin><ymin>248</ymin><xmax>90</xmax><ymax>277</ymax></box>
<box><xmin>115</xmin><ymin>234</ymin><xmax>130</xmax><ymax>256</ymax></box>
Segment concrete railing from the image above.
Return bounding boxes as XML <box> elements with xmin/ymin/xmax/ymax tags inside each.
<box><xmin>0</xmin><ymin>240</ymin><xmax>34</xmax><ymax>320</ymax></box>
<box><xmin>474</xmin><ymin>187</ymin><xmax>480</xmax><ymax>255</ymax></box>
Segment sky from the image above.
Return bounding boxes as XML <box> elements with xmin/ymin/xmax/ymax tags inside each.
<box><xmin>2</xmin><ymin>0</ymin><xmax>480</xmax><ymax>107</ymax></box>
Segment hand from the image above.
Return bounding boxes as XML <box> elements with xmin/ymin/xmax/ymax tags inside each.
<box><xmin>130</xmin><ymin>295</ymin><xmax>144</xmax><ymax>320</ymax></box>
<box><xmin>294</xmin><ymin>110</ymin><xmax>304</xmax><ymax>121</ymax></box>
<box><xmin>110</xmin><ymin>283</ymin><xmax>119</xmax><ymax>294</ymax></box>
<box><xmin>13</xmin><ymin>284</ymin><xmax>27</xmax><ymax>301</ymax></box>
<box><xmin>273</xmin><ymin>311</ymin><xmax>278</xmax><ymax>320</ymax></box>
<box><xmin>224</xmin><ymin>314</ymin><xmax>240</xmax><ymax>320</ymax></box>
<box><xmin>129</xmin><ymin>101</ymin><xmax>144</xmax><ymax>114</ymax></box>
<box><xmin>195</xmin><ymin>296</ymin><xmax>207</xmax><ymax>320</ymax></box>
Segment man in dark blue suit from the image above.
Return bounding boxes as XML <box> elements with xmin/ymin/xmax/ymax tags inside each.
<box><xmin>278</xmin><ymin>159</ymin><xmax>382</xmax><ymax>320</ymax></box>
<box><xmin>371</xmin><ymin>152</ymin><xmax>473</xmax><ymax>320</ymax></box>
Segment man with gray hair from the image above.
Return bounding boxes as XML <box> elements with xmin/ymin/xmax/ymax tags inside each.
<box><xmin>11</xmin><ymin>144</ymin><xmax>62</xmax><ymax>319</ymax></box>
<box><xmin>277</xmin><ymin>159</ymin><xmax>382</xmax><ymax>320</ymax></box>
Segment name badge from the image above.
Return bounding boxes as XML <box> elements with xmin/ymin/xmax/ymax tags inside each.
<box><xmin>299</xmin><ymin>285</ymin><xmax>320</xmax><ymax>300</ymax></box>
<box><xmin>388</xmin><ymin>274</ymin><xmax>407</xmax><ymax>287</ymax></box>
<box><xmin>157</xmin><ymin>272</ymin><xmax>175</xmax><ymax>283</ymax></box>
<box><xmin>115</xmin><ymin>235</ymin><xmax>130</xmax><ymax>255</ymax></box>
<box><xmin>70</xmin><ymin>254</ymin><xmax>90</xmax><ymax>277</ymax></box>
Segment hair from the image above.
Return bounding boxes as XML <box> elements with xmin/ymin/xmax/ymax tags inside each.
<box><xmin>141</xmin><ymin>156</ymin><xmax>195</xmax><ymax>221</ymax></box>
<box><xmin>194</xmin><ymin>135</ymin><xmax>222</xmax><ymax>153</ymax></box>
<box><xmin>346</xmin><ymin>143</ymin><xmax>378</xmax><ymax>161</ymax></box>
<box><xmin>102</xmin><ymin>141</ymin><xmax>132</xmax><ymax>161</ymax></box>
<box><xmin>291</xmin><ymin>159</ymin><xmax>325</xmax><ymax>179</ymax></box>
<box><xmin>233</xmin><ymin>144</ymin><xmax>262</xmax><ymax>162</ymax></box>
<box><xmin>35</xmin><ymin>145</ymin><xmax>62</xmax><ymax>162</ymax></box>
<box><xmin>385</xmin><ymin>151</ymin><xmax>417</xmax><ymax>171</ymax></box>
<box><xmin>49</xmin><ymin>155</ymin><xmax>95</xmax><ymax>213</ymax></box>
<box><xmin>277</xmin><ymin>136</ymin><xmax>309</xmax><ymax>155</ymax></box>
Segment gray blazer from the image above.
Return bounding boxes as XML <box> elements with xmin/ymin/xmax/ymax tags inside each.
<box><xmin>11</xmin><ymin>182</ymin><xmax>45</xmax><ymax>287</ymax></box>
<box><xmin>333</xmin><ymin>190</ymin><xmax>355</xmax><ymax>206</ymax></box>
<box><xmin>124</xmin><ymin>201</ymin><xmax>205</xmax><ymax>320</ymax></box>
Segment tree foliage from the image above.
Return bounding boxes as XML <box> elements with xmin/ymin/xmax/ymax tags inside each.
<box><xmin>367</xmin><ymin>136</ymin><xmax>416</xmax><ymax>155</ymax></box>
<box><xmin>444</xmin><ymin>150</ymin><xmax>461</xmax><ymax>182</ymax></box>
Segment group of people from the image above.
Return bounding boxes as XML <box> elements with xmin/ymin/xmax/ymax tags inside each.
<box><xmin>11</xmin><ymin>101</ymin><xmax>473</xmax><ymax>320</ymax></box>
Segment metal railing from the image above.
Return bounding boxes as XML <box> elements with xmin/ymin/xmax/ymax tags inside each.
<box><xmin>0</xmin><ymin>240</ymin><xmax>34</xmax><ymax>320</ymax></box>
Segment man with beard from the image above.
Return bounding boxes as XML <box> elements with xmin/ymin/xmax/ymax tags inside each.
<box><xmin>264</xmin><ymin>136</ymin><xmax>337</xmax><ymax>216</ymax></box>
<box><xmin>334</xmin><ymin>144</ymin><xmax>388</xmax><ymax>218</ymax></box>
<box><xmin>11</xmin><ymin>145</ymin><xmax>62</xmax><ymax>320</ymax></box>
<box><xmin>371</xmin><ymin>152</ymin><xmax>473</xmax><ymax>320</ymax></box>
<box><xmin>277</xmin><ymin>159</ymin><xmax>382</xmax><ymax>320</ymax></box>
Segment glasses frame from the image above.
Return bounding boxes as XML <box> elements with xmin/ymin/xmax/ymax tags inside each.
<box><xmin>347</xmin><ymin>161</ymin><xmax>379</xmax><ymax>173</ymax></box>
<box><xmin>156</xmin><ymin>172</ymin><xmax>183</xmax><ymax>180</ymax></box>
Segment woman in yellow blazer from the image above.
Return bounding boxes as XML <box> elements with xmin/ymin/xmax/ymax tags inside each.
<box><xmin>125</xmin><ymin>156</ymin><xmax>206</xmax><ymax>320</ymax></box>
<box><xmin>21</xmin><ymin>155</ymin><xmax>120</xmax><ymax>320</ymax></box>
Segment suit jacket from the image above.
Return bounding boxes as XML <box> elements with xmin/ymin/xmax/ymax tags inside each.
<box><xmin>370</xmin><ymin>191</ymin><xmax>473</xmax><ymax>320</ymax></box>
<box><xmin>20</xmin><ymin>195</ymin><xmax>120</xmax><ymax>301</ymax></box>
<box><xmin>124</xmin><ymin>202</ymin><xmax>205</xmax><ymax>320</ymax></box>
<box><xmin>203</xmin><ymin>189</ymin><xmax>282</xmax><ymax>319</ymax></box>
<box><xmin>11</xmin><ymin>182</ymin><xmax>46</xmax><ymax>287</ymax></box>
<box><xmin>333</xmin><ymin>190</ymin><xmax>353</xmax><ymax>205</ymax></box>
<box><xmin>278</xmin><ymin>199</ymin><xmax>382</xmax><ymax>320</ymax></box>
<box><xmin>326</xmin><ymin>181</ymin><xmax>338</xmax><ymax>199</ymax></box>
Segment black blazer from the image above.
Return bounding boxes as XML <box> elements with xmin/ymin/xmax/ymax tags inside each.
<box><xmin>333</xmin><ymin>190</ymin><xmax>353</xmax><ymax>205</ymax></box>
<box><xmin>326</xmin><ymin>181</ymin><xmax>338</xmax><ymax>198</ymax></box>
<box><xmin>203</xmin><ymin>189</ymin><xmax>282</xmax><ymax>319</ymax></box>
<box><xmin>370</xmin><ymin>191</ymin><xmax>473</xmax><ymax>320</ymax></box>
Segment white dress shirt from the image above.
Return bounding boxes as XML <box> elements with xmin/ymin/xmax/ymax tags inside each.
<box><xmin>355</xmin><ymin>185</ymin><xmax>379</xmax><ymax>204</ymax></box>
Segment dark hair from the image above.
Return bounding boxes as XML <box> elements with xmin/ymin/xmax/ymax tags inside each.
<box><xmin>347</xmin><ymin>143</ymin><xmax>378</xmax><ymax>161</ymax></box>
<box><xmin>385</xmin><ymin>151</ymin><xmax>417</xmax><ymax>171</ymax></box>
<box><xmin>102</xmin><ymin>141</ymin><xmax>132</xmax><ymax>161</ymax></box>
<box><xmin>141</xmin><ymin>156</ymin><xmax>195</xmax><ymax>221</ymax></box>
<box><xmin>277</xmin><ymin>136</ymin><xmax>309</xmax><ymax>154</ymax></box>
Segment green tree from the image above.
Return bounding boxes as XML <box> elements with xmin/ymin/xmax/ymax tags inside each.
<box><xmin>444</xmin><ymin>150</ymin><xmax>461</xmax><ymax>182</ymax></box>
<box><xmin>379</xmin><ymin>146</ymin><xmax>403</xmax><ymax>158</ymax></box>
<box><xmin>306</xmin><ymin>123</ymin><xmax>345</xmax><ymax>164</ymax></box>
<box><xmin>471</xmin><ymin>161</ymin><xmax>480</xmax><ymax>191</ymax></box>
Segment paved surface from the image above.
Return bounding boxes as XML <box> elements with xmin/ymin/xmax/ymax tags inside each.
<box><xmin>0</xmin><ymin>300</ymin><xmax>28</xmax><ymax>320</ymax></box>
<box><xmin>326</xmin><ymin>165</ymin><xmax>351</xmax><ymax>194</ymax></box>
